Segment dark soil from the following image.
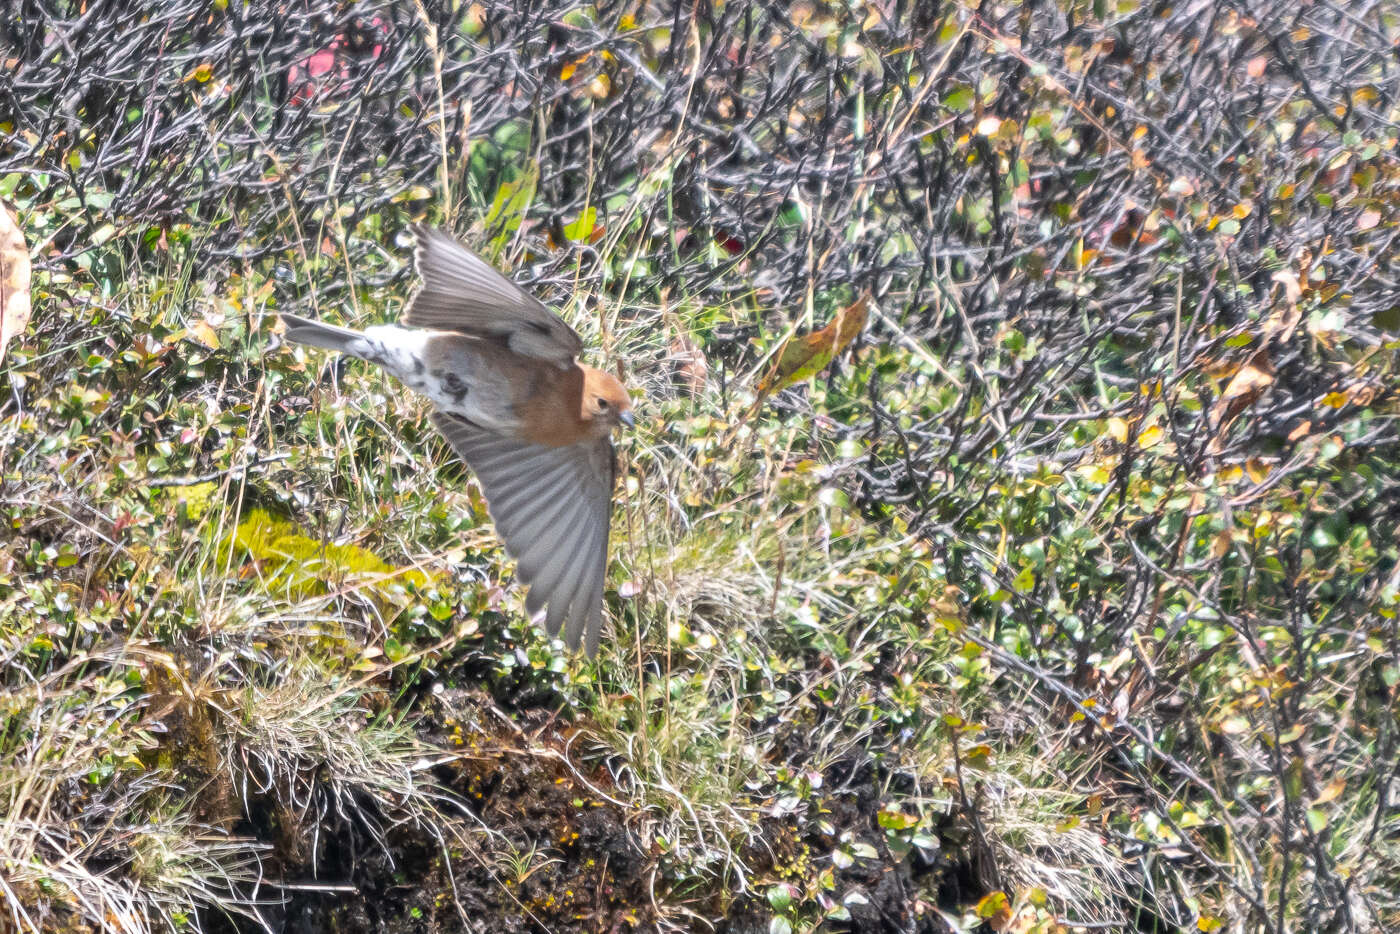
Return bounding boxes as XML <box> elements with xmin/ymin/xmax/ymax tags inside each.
<box><xmin>196</xmin><ymin>686</ymin><xmax>977</xmax><ymax>934</ymax></box>
<box><xmin>214</xmin><ymin>686</ymin><xmax>659</xmax><ymax>934</ymax></box>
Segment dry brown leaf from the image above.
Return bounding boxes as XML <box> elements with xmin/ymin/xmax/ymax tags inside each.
<box><xmin>755</xmin><ymin>292</ymin><xmax>870</xmax><ymax>395</ymax></box>
<box><xmin>1264</xmin><ymin>268</ymin><xmax>1304</xmax><ymax>342</ymax></box>
<box><xmin>1208</xmin><ymin>350</ymin><xmax>1274</xmax><ymax>453</ymax></box>
<box><xmin>0</xmin><ymin>201</ymin><xmax>31</xmax><ymax>365</ymax></box>
<box><xmin>1218</xmin><ymin>352</ymin><xmax>1274</xmax><ymax>403</ymax></box>
<box><xmin>1271</xmin><ymin>268</ymin><xmax>1302</xmax><ymax>305</ymax></box>
<box><xmin>668</xmin><ymin>335</ymin><xmax>708</xmax><ymax>397</ymax></box>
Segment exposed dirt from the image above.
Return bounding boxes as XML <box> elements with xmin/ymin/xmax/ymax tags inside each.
<box><xmin>197</xmin><ymin>685</ymin><xmax>979</xmax><ymax>934</ymax></box>
<box><xmin>202</xmin><ymin>685</ymin><xmax>655</xmax><ymax>933</ymax></box>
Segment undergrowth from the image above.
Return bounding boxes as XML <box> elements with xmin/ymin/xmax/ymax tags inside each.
<box><xmin>4</xmin><ymin>2</ymin><xmax>1400</xmax><ymax>933</ymax></box>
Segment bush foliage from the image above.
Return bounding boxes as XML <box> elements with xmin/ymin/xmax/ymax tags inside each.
<box><xmin>2</xmin><ymin>1</ymin><xmax>1398</xmax><ymax>932</ymax></box>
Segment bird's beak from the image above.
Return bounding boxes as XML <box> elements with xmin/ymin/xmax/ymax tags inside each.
<box><xmin>619</xmin><ymin>410</ymin><xmax>635</xmax><ymax>429</ymax></box>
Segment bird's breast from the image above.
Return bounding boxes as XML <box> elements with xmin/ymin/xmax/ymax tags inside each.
<box><xmin>516</xmin><ymin>365</ymin><xmax>597</xmax><ymax>447</ymax></box>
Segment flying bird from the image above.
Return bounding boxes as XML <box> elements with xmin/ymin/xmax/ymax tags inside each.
<box><xmin>278</xmin><ymin>224</ymin><xmax>633</xmax><ymax>655</ymax></box>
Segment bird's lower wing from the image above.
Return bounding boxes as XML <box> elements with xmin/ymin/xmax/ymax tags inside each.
<box><xmin>430</xmin><ymin>411</ymin><xmax>614</xmax><ymax>656</ymax></box>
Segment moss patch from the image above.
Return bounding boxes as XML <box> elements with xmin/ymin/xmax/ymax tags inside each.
<box><xmin>221</xmin><ymin>508</ymin><xmax>436</xmax><ymax>604</ymax></box>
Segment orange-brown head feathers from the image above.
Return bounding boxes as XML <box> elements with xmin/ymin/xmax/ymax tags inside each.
<box><xmin>580</xmin><ymin>366</ymin><xmax>634</xmax><ymax>433</ymax></box>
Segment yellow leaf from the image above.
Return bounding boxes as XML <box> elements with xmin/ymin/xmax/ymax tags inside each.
<box><xmin>963</xmin><ymin>743</ymin><xmax>992</xmax><ymax>769</ymax></box>
<box><xmin>1211</xmin><ymin>529</ymin><xmax>1233</xmax><ymax>558</ymax></box>
<box><xmin>560</xmin><ymin>57</ymin><xmax>583</xmax><ymax>81</ymax></box>
<box><xmin>0</xmin><ymin>200</ymin><xmax>30</xmax><ymax>365</ymax></box>
<box><xmin>755</xmin><ymin>293</ymin><xmax>870</xmax><ymax>394</ymax></box>
<box><xmin>561</xmin><ymin>206</ymin><xmax>598</xmax><ymax>243</ymax></box>
<box><xmin>390</xmin><ymin>185</ymin><xmax>433</xmax><ymax>203</ymax></box>
<box><xmin>1313</xmin><ymin>778</ymin><xmax>1346</xmax><ymax>806</ymax></box>
<box><xmin>191</xmin><ymin>320</ymin><xmax>220</xmax><ymax>350</ymax></box>
<box><xmin>587</xmin><ymin>73</ymin><xmax>611</xmax><ymax>99</ymax></box>
<box><xmin>975</xmin><ymin>891</ymin><xmax>1011</xmax><ymax>921</ymax></box>
<box><xmin>1321</xmin><ymin>391</ymin><xmax>1348</xmax><ymax>408</ymax></box>
<box><xmin>1107</xmin><ymin>417</ymin><xmax>1130</xmax><ymax>443</ymax></box>
<box><xmin>1137</xmin><ymin>424</ymin><xmax>1163</xmax><ymax>449</ymax></box>
<box><xmin>1081</xmin><ymin>463</ymin><xmax>1111</xmax><ymax>484</ymax></box>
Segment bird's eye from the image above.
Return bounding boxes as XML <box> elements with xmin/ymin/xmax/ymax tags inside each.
<box><xmin>597</xmin><ymin>399</ymin><xmax>610</xmax><ymax>410</ymax></box>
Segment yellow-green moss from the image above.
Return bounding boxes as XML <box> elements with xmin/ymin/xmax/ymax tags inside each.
<box><xmin>168</xmin><ymin>481</ymin><xmax>218</xmax><ymax>522</ymax></box>
<box><xmin>220</xmin><ymin>508</ymin><xmax>436</xmax><ymax>604</ymax></box>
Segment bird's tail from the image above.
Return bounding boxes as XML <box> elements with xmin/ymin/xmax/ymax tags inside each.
<box><xmin>279</xmin><ymin>313</ymin><xmax>367</xmax><ymax>355</ymax></box>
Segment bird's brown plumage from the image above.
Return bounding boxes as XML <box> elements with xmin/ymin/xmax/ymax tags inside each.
<box><xmin>280</xmin><ymin>224</ymin><xmax>633</xmax><ymax>655</ymax></box>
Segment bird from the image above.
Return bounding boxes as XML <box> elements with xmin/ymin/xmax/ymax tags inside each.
<box><xmin>278</xmin><ymin>224</ymin><xmax>633</xmax><ymax>656</ymax></box>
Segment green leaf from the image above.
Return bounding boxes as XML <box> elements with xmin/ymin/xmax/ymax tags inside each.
<box><xmin>850</xmin><ymin>842</ymin><xmax>879</xmax><ymax>860</ymax></box>
<box><xmin>910</xmin><ymin>834</ymin><xmax>940</xmax><ymax>857</ymax></box>
<box><xmin>562</xmin><ymin>206</ymin><xmax>597</xmax><ymax>242</ymax></box>
<box><xmin>1310</xmin><ymin>526</ymin><xmax>1340</xmax><ymax>548</ymax></box>
<box><xmin>485</xmin><ymin>163</ymin><xmax>539</xmax><ymax>247</ymax></box>
<box><xmin>877</xmin><ymin>808</ymin><xmax>919</xmax><ymax>831</ymax></box>
<box><xmin>943</xmin><ymin>86</ymin><xmax>975</xmax><ymax>112</ymax></box>
<box><xmin>1012</xmin><ymin>566</ymin><xmax>1036</xmax><ymax>593</ymax></box>
<box><xmin>1374</xmin><ymin>306</ymin><xmax>1400</xmax><ymax>333</ymax></box>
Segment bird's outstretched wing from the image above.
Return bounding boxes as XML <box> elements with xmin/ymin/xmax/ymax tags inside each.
<box><xmin>405</xmin><ymin>225</ymin><xmax>584</xmax><ymax>367</ymax></box>
<box><xmin>431</xmin><ymin>411</ymin><xmax>614</xmax><ymax>656</ymax></box>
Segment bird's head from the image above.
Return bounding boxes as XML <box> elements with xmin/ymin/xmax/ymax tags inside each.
<box><xmin>580</xmin><ymin>366</ymin><xmax>635</xmax><ymax>433</ymax></box>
